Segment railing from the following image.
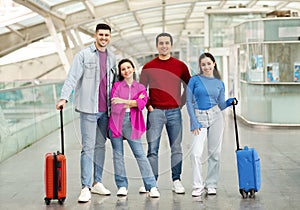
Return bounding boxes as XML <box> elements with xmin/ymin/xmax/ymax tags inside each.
<box><xmin>0</xmin><ymin>81</ymin><xmax>77</xmax><ymax>162</ymax></box>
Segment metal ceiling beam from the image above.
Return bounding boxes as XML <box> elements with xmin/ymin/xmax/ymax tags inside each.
<box><xmin>44</xmin><ymin>16</ymin><xmax>70</xmax><ymax>73</ymax></box>
<box><xmin>14</xmin><ymin>0</ymin><xmax>65</xmax><ymax>24</ymax></box>
<box><xmin>0</xmin><ymin>22</ymin><xmax>49</xmax><ymax>57</ymax></box>
<box><xmin>118</xmin><ymin>0</ymin><xmax>145</xmax><ymax>56</ymax></box>
<box><xmin>125</xmin><ymin>0</ymin><xmax>153</xmax><ymax>53</ymax></box>
<box><xmin>3</xmin><ymin>0</ymin><xmax>299</xmax><ymax>61</ymax></box>
<box><xmin>6</xmin><ymin>25</ymin><xmax>28</xmax><ymax>40</ymax></box>
<box><xmin>82</xmin><ymin>0</ymin><xmax>96</xmax><ymax>18</ymax></box>
<box><xmin>219</xmin><ymin>0</ymin><xmax>227</xmax><ymax>9</ymax></box>
<box><xmin>174</xmin><ymin>2</ymin><xmax>196</xmax><ymax>50</ymax></box>
<box><xmin>162</xmin><ymin>0</ymin><xmax>166</xmax><ymax>32</ymax></box>
<box><xmin>247</xmin><ymin>0</ymin><xmax>258</xmax><ymax>8</ymax></box>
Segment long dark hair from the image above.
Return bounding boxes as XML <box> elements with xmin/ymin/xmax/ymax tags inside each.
<box><xmin>117</xmin><ymin>58</ymin><xmax>135</xmax><ymax>81</ymax></box>
<box><xmin>198</xmin><ymin>52</ymin><xmax>221</xmax><ymax>80</ymax></box>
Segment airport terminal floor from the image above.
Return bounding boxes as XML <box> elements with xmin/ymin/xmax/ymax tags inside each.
<box><xmin>0</xmin><ymin>109</ymin><xmax>299</xmax><ymax>210</ymax></box>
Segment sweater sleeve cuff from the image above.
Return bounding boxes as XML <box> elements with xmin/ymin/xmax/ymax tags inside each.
<box><xmin>190</xmin><ymin>119</ymin><xmax>202</xmax><ymax>131</ymax></box>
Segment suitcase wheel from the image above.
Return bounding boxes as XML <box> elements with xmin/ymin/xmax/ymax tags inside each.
<box><xmin>44</xmin><ymin>198</ymin><xmax>51</xmax><ymax>205</ymax></box>
<box><xmin>249</xmin><ymin>189</ymin><xmax>255</xmax><ymax>199</ymax></box>
<box><xmin>58</xmin><ymin>198</ymin><xmax>65</xmax><ymax>205</ymax></box>
<box><xmin>239</xmin><ymin>189</ymin><xmax>248</xmax><ymax>199</ymax></box>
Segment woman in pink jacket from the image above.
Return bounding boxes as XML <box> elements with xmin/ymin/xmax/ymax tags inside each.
<box><xmin>108</xmin><ymin>58</ymin><xmax>159</xmax><ymax>198</ymax></box>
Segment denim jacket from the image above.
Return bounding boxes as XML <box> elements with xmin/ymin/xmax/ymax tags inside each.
<box><xmin>60</xmin><ymin>43</ymin><xmax>117</xmax><ymax>115</ymax></box>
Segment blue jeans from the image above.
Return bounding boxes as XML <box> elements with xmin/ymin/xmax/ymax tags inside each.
<box><xmin>80</xmin><ymin>112</ymin><xmax>108</xmax><ymax>188</ymax></box>
<box><xmin>109</xmin><ymin>113</ymin><xmax>157</xmax><ymax>190</ymax></box>
<box><xmin>146</xmin><ymin>108</ymin><xmax>183</xmax><ymax>181</ymax></box>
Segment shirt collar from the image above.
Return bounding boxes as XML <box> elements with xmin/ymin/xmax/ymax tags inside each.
<box><xmin>120</xmin><ymin>80</ymin><xmax>137</xmax><ymax>87</ymax></box>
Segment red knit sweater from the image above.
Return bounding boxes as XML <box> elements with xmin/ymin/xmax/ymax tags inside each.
<box><xmin>140</xmin><ymin>57</ymin><xmax>191</xmax><ymax>109</ymax></box>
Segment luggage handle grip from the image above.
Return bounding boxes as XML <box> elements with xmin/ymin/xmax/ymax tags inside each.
<box><xmin>232</xmin><ymin>102</ymin><xmax>241</xmax><ymax>151</ymax></box>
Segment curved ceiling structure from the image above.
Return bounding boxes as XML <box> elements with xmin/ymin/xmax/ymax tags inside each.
<box><xmin>0</xmin><ymin>0</ymin><xmax>299</xmax><ymax>59</ymax></box>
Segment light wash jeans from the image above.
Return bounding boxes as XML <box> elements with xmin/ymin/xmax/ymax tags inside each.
<box><xmin>80</xmin><ymin>112</ymin><xmax>108</xmax><ymax>188</ymax></box>
<box><xmin>109</xmin><ymin>113</ymin><xmax>157</xmax><ymax>191</ymax></box>
<box><xmin>190</xmin><ymin>105</ymin><xmax>224</xmax><ymax>189</ymax></box>
<box><xmin>146</xmin><ymin>108</ymin><xmax>183</xmax><ymax>181</ymax></box>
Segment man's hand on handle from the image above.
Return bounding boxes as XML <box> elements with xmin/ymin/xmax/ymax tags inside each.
<box><xmin>56</xmin><ymin>99</ymin><xmax>67</xmax><ymax>110</ymax></box>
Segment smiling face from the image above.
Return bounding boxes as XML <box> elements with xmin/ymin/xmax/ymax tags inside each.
<box><xmin>200</xmin><ymin>56</ymin><xmax>215</xmax><ymax>77</ymax></box>
<box><xmin>120</xmin><ymin>61</ymin><xmax>135</xmax><ymax>80</ymax></box>
<box><xmin>156</xmin><ymin>36</ymin><xmax>172</xmax><ymax>59</ymax></box>
<box><xmin>94</xmin><ymin>29</ymin><xmax>111</xmax><ymax>51</ymax></box>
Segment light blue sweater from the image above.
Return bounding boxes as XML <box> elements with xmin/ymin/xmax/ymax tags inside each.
<box><xmin>186</xmin><ymin>75</ymin><xmax>231</xmax><ymax>131</ymax></box>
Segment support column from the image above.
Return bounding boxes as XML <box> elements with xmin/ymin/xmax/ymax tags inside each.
<box><xmin>44</xmin><ymin>16</ymin><xmax>70</xmax><ymax>74</ymax></box>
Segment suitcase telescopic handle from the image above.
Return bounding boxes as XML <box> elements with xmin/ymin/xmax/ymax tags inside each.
<box><xmin>59</xmin><ymin>105</ymin><xmax>64</xmax><ymax>155</ymax></box>
<box><xmin>232</xmin><ymin>101</ymin><xmax>241</xmax><ymax>151</ymax></box>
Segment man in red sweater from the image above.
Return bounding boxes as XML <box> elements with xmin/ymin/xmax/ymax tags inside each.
<box><xmin>139</xmin><ymin>32</ymin><xmax>191</xmax><ymax>194</ymax></box>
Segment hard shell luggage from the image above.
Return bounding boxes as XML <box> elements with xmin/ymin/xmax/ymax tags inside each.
<box><xmin>232</xmin><ymin>103</ymin><xmax>261</xmax><ymax>198</ymax></box>
<box><xmin>44</xmin><ymin>106</ymin><xmax>66</xmax><ymax>205</ymax></box>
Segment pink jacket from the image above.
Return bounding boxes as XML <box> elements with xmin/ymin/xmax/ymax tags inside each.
<box><xmin>108</xmin><ymin>80</ymin><xmax>148</xmax><ymax>139</ymax></box>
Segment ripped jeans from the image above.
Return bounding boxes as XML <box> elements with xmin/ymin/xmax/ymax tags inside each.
<box><xmin>190</xmin><ymin>105</ymin><xmax>224</xmax><ymax>189</ymax></box>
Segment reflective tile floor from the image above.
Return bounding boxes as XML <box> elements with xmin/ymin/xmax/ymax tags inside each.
<box><xmin>1</xmin><ymin>109</ymin><xmax>299</xmax><ymax>210</ymax></box>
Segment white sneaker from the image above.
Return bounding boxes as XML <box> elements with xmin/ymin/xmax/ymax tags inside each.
<box><xmin>91</xmin><ymin>182</ymin><xmax>111</xmax><ymax>195</ymax></box>
<box><xmin>149</xmin><ymin>187</ymin><xmax>160</xmax><ymax>198</ymax></box>
<box><xmin>172</xmin><ymin>180</ymin><xmax>185</xmax><ymax>194</ymax></box>
<box><xmin>139</xmin><ymin>186</ymin><xmax>148</xmax><ymax>193</ymax></box>
<box><xmin>78</xmin><ymin>187</ymin><xmax>91</xmax><ymax>203</ymax></box>
<box><xmin>207</xmin><ymin>188</ymin><xmax>217</xmax><ymax>195</ymax></box>
<box><xmin>117</xmin><ymin>187</ymin><xmax>128</xmax><ymax>196</ymax></box>
<box><xmin>192</xmin><ymin>188</ymin><xmax>205</xmax><ymax>197</ymax></box>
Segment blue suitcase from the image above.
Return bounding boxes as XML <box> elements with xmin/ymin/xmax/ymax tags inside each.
<box><xmin>232</xmin><ymin>103</ymin><xmax>261</xmax><ymax>198</ymax></box>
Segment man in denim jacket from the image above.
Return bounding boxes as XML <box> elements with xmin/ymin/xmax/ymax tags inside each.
<box><xmin>56</xmin><ymin>23</ymin><xmax>117</xmax><ymax>203</ymax></box>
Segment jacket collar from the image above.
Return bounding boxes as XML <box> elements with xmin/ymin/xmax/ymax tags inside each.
<box><xmin>90</xmin><ymin>42</ymin><xmax>113</xmax><ymax>55</ymax></box>
<box><xmin>120</xmin><ymin>80</ymin><xmax>138</xmax><ymax>87</ymax></box>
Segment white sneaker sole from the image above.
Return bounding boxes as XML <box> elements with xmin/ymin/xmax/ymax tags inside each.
<box><xmin>149</xmin><ymin>194</ymin><xmax>160</xmax><ymax>198</ymax></box>
<box><xmin>78</xmin><ymin>197</ymin><xmax>91</xmax><ymax>203</ymax></box>
<box><xmin>139</xmin><ymin>187</ymin><xmax>148</xmax><ymax>193</ymax></box>
<box><xmin>172</xmin><ymin>189</ymin><xmax>185</xmax><ymax>194</ymax></box>
<box><xmin>91</xmin><ymin>189</ymin><xmax>111</xmax><ymax>195</ymax></box>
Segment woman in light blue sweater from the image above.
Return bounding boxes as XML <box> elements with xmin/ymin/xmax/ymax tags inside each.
<box><xmin>186</xmin><ymin>52</ymin><xmax>236</xmax><ymax>197</ymax></box>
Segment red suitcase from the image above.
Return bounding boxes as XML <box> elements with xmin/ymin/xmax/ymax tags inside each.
<box><xmin>44</xmin><ymin>106</ymin><xmax>66</xmax><ymax>205</ymax></box>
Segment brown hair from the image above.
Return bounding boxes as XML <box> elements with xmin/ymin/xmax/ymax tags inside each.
<box><xmin>198</xmin><ymin>52</ymin><xmax>221</xmax><ymax>80</ymax></box>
